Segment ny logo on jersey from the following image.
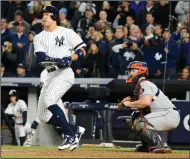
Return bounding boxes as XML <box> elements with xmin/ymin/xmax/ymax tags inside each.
<box><xmin>154</xmin><ymin>52</ymin><xmax>162</xmax><ymax>61</ymax></box>
<box><xmin>55</xmin><ymin>36</ymin><xmax>64</xmax><ymax>46</ymax></box>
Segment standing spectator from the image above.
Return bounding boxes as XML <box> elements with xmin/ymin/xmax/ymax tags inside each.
<box><xmin>142</xmin><ymin>12</ymin><xmax>155</xmax><ymax>33</ymax></box>
<box><xmin>95</xmin><ymin>20</ymin><xmax>108</xmax><ymax>35</ymax></box>
<box><xmin>10</xmin><ymin>21</ymin><xmax>29</xmax><ymax>63</ymax></box>
<box><xmin>101</xmin><ymin>1</ymin><xmax>117</xmax><ymax>23</ymax></box>
<box><xmin>97</xmin><ymin>11</ymin><xmax>112</xmax><ymax>28</ymax></box>
<box><xmin>163</xmin><ymin>28</ymin><xmax>180</xmax><ymax>79</ymax></box>
<box><xmin>171</xmin><ymin>22</ymin><xmax>185</xmax><ymax>41</ymax></box>
<box><xmin>71</xmin><ymin>2</ymin><xmax>83</xmax><ymax>30</ymax></box>
<box><xmin>139</xmin><ymin>1</ymin><xmax>155</xmax><ymax>28</ymax></box>
<box><xmin>22</xmin><ymin>31</ymin><xmax>39</xmax><ymax>77</ymax></box>
<box><xmin>77</xmin><ymin>5</ymin><xmax>97</xmax><ymax>33</ymax></box>
<box><xmin>114</xmin><ymin>1</ymin><xmax>135</xmax><ymax>27</ymax></box>
<box><xmin>84</xmin><ymin>25</ymin><xmax>96</xmax><ymax>42</ymax></box>
<box><xmin>27</xmin><ymin>0</ymin><xmax>42</xmax><ymax>24</ymax></box>
<box><xmin>82</xmin><ymin>41</ymin><xmax>106</xmax><ymax>77</ymax></box>
<box><xmin>8</xmin><ymin>10</ymin><xmax>30</xmax><ymax>35</ymax></box>
<box><xmin>105</xmin><ymin>27</ymin><xmax>114</xmax><ymax>44</ymax></box>
<box><xmin>175</xmin><ymin>1</ymin><xmax>190</xmax><ymax>22</ymax></box>
<box><xmin>107</xmin><ymin>26</ymin><xmax>125</xmax><ymax>77</ymax></box>
<box><xmin>177</xmin><ymin>27</ymin><xmax>190</xmax><ymax>69</ymax></box>
<box><xmin>123</xmin><ymin>25</ymin><xmax>129</xmax><ymax>39</ymax></box>
<box><xmin>129</xmin><ymin>1</ymin><xmax>146</xmax><ymax>25</ymax></box>
<box><xmin>1</xmin><ymin>18</ymin><xmax>12</xmax><ymax>45</ymax></box>
<box><xmin>6</xmin><ymin>1</ymin><xmax>29</xmax><ymax>22</ymax></box>
<box><xmin>59</xmin><ymin>8</ymin><xmax>72</xmax><ymax>29</ymax></box>
<box><xmin>154</xmin><ymin>24</ymin><xmax>164</xmax><ymax>43</ymax></box>
<box><xmin>154</xmin><ymin>1</ymin><xmax>170</xmax><ymax>29</ymax></box>
<box><xmin>1</xmin><ymin>38</ymin><xmax>17</xmax><ymax>74</ymax></box>
<box><xmin>1</xmin><ymin>63</ymin><xmax>9</xmax><ymax>77</ymax></box>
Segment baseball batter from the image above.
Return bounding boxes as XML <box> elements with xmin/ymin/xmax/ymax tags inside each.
<box><xmin>118</xmin><ymin>61</ymin><xmax>180</xmax><ymax>153</ymax></box>
<box><xmin>32</xmin><ymin>5</ymin><xmax>86</xmax><ymax>150</ymax></box>
<box><xmin>24</xmin><ymin>69</ymin><xmax>85</xmax><ymax>147</ymax></box>
<box><xmin>5</xmin><ymin>90</ymin><xmax>27</xmax><ymax>146</ymax></box>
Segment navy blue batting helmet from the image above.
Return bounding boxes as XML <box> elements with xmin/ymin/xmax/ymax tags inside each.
<box><xmin>39</xmin><ymin>5</ymin><xmax>58</xmax><ymax>21</ymax></box>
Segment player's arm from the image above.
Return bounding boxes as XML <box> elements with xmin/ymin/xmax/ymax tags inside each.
<box><xmin>123</xmin><ymin>95</ymin><xmax>152</xmax><ymax>108</ymax></box>
<box><xmin>20</xmin><ymin>100</ymin><xmax>27</xmax><ymax>126</ymax></box>
<box><xmin>71</xmin><ymin>47</ymin><xmax>86</xmax><ymax>61</ymax></box>
<box><xmin>68</xmin><ymin>29</ymin><xmax>87</xmax><ymax>62</ymax></box>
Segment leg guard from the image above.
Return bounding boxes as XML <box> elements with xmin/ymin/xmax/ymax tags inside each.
<box><xmin>134</xmin><ymin>117</ymin><xmax>163</xmax><ymax>151</ymax></box>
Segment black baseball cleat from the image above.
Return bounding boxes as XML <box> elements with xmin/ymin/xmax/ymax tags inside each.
<box><xmin>135</xmin><ymin>144</ymin><xmax>149</xmax><ymax>152</ymax></box>
<box><xmin>162</xmin><ymin>144</ymin><xmax>172</xmax><ymax>153</ymax></box>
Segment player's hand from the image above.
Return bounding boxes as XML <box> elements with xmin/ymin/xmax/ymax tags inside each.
<box><xmin>56</xmin><ymin>56</ymin><xmax>72</xmax><ymax>67</ymax></box>
<box><xmin>122</xmin><ymin>96</ymin><xmax>131</xmax><ymax>102</ymax></box>
<box><xmin>14</xmin><ymin>114</ymin><xmax>21</xmax><ymax>118</ymax></box>
<box><xmin>123</xmin><ymin>101</ymin><xmax>131</xmax><ymax>108</ymax></box>
<box><xmin>17</xmin><ymin>43</ymin><xmax>23</xmax><ymax>48</ymax></box>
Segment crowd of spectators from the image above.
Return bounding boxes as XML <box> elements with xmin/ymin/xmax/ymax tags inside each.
<box><xmin>1</xmin><ymin>1</ymin><xmax>190</xmax><ymax>80</ymax></box>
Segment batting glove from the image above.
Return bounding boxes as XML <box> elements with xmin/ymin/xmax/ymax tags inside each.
<box><xmin>54</xmin><ymin>56</ymin><xmax>72</xmax><ymax>67</ymax></box>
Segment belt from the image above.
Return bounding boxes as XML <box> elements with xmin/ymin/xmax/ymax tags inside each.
<box><xmin>173</xmin><ymin>107</ymin><xmax>180</xmax><ymax>112</ymax></box>
<box><xmin>15</xmin><ymin>123</ymin><xmax>23</xmax><ymax>125</ymax></box>
<box><xmin>47</xmin><ymin>66</ymin><xmax>69</xmax><ymax>73</ymax></box>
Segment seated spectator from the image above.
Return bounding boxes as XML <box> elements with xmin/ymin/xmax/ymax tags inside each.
<box><xmin>123</xmin><ymin>25</ymin><xmax>129</xmax><ymax>39</ymax></box>
<box><xmin>144</xmin><ymin>25</ymin><xmax>155</xmax><ymax>41</ymax></box>
<box><xmin>1</xmin><ymin>38</ymin><xmax>17</xmax><ymax>74</ymax></box>
<box><xmin>142</xmin><ymin>12</ymin><xmax>155</xmax><ymax>33</ymax></box>
<box><xmin>139</xmin><ymin>1</ymin><xmax>155</xmax><ymax>28</ymax></box>
<box><xmin>91</xmin><ymin>31</ymin><xmax>107</xmax><ymax>56</ymax></box>
<box><xmin>114</xmin><ymin>1</ymin><xmax>135</xmax><ymax>26</ymax></box>
<box><xmin>85</xmin><ymin>25</ymin><xmax>96</xmax><ymax>42</ymax></box>
<box><xmin>134</xmin><ymin>28</ymin><xmax>144</xmax><ymax>47</ymax></box>
<box><xmin>59</xmin><ymin>8</ymin><xmax>72</xmax><ymax>29</ymax></box>
<box><xmin>1</xmin><ymin>18</ymin><xmax>12</xmax><ymax>45</ymax></box>
<box><xmin>175</xmin><ymin>1</ymin><xmax>190</xmax><ymax>22</ymax></box>
<box><xmin>10</xmin><ymin>21</ymin><xmax>29</xmax><ymax>63</ymax></box>
<box><xmin>8</xmin><ymin>10</ymin><xmax>30</xmax><ymax>35</ymax></box>
<box><xmin>1</xmin><ymin>63</ymin><xmax>9</xmax><ymax>77</ymax></box>
<box><xmin>22</xmin><ymin>31</ymin><xmax>40</xmax><ymax>77</ymax></box>
<box><xmin>179</xmin><ymin>66</ymin><xmax>190</xmax><ymax>80</ymax></box>
<box><xmin>163</xmin><ymin>28</ymin><xmax>180</xmax><ymax>79</ymax></box>
<box><xmin>154</xmin><ymin>1</ymin><xmax>169</xmax><ymax>28</ymax></box>
<box><xmin>40</xmin><ymin>1</ymin><xmax>52</xmax><ymax>7</ymax></box>
<box><xmin>82</xmin><ymin>41</ymin><xmax>106</xmax><ymax>78</ymax></box>
<box><xmin>77</xmin><ymin>4</ymin><xmax>97</xmax><ymax>33</ymax></box>
<box><xmin>14</xmin><ymin>63</ymin><xmax>29</xmax><ymax>78</ymax></box>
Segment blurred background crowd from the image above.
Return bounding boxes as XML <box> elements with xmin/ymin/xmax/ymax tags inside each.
<box><xmin>1</xmin><ymin>1</ymin><xmax>190</xmax><ymax>80</ymax></box>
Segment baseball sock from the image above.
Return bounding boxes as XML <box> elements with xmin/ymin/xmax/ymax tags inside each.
<box><xmin>47</xmin><ymin>104</ymin><xmax>74</xmax><ymax>136</ymax></box>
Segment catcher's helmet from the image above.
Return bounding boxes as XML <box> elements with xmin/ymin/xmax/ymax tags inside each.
<box><xmin>126</xmin><ymin>61</ymin><xmax>148</xmax><ymax>83</ymax></box>
<box><xmin>9</xmin><ymin>89</ymin><xmax>19</xmax><ymax>100</ymax></box>
<box><xmin>39</xmin><ymin>5</ymin><xmax>58</xmax><ymax>21</ymax></box>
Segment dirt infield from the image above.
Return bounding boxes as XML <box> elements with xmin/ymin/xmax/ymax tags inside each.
<box><xmin>1</xmin><ymin>146</ymin><xmax>189</xmax><ymax>158</ymax></box>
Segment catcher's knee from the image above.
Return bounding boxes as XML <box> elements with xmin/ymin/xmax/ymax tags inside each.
<box><xmin>134</xmin><ymin>117</ymin><xmax>154</xmax><ymax>132</ymax></box>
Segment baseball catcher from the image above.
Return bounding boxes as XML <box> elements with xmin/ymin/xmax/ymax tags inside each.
<box><xmin>118</xmin><ymin>61</ymin><xmax>180</xmax><ymax>153</ymax></box>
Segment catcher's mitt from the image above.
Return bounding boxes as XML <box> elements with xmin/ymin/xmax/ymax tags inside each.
<box><xmin>118</xmin><ymin>96</ymin><xmax>138</xmax><ymax>110</ymax></box>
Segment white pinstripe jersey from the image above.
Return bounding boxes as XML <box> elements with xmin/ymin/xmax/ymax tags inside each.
<box><xmin>33</xmin><ymin>26</ymin><xmax>86</xmax><ymax>58</ymax></box>
<box><xmin>5</xmin><ymin>100</ymin><xmax>27</xmax><ymax>124</ymax></box>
